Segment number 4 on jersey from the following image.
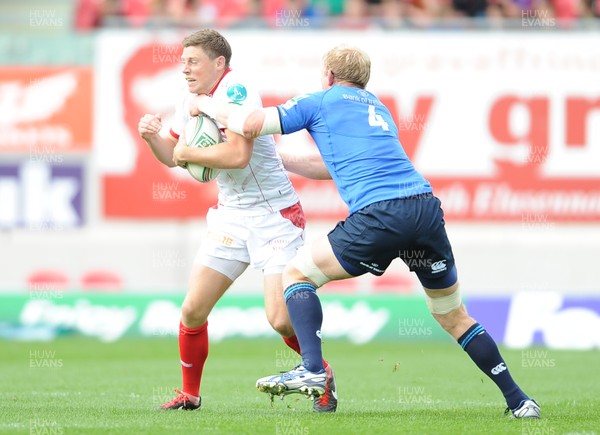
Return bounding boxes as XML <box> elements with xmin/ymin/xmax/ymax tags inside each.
<box><xmin>368</xmin><ymin>105</ymin><xmax>389</xmax><ymax>131</ymax></box>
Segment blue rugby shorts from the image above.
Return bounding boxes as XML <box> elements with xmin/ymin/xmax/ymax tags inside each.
<box><xmin>327</xmin><ymin>194</ymin><xmax>457</xmax><ymax>288</ymax></box>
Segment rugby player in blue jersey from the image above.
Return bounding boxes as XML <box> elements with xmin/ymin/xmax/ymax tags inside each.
<box><xmin>192</xmin><ymin>45</ymin><xmax>539</xmax><ymax>418</ymax></box>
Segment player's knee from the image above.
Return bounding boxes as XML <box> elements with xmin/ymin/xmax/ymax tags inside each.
<box><xmin>267</xmin><ymin>314</ymin><xmax>294</xmax><ymax>337</ymax></box>
<box><xmin>425</xmin><ymin>283</ymin><xmax>461</xmax><ymax>314</ymax></box>
<box><xmin>282</xmin><ymin>262</ymin><xmax>305</xmax><ymax>288</ymax></box>
<box><xmin>432</xmin><ymin>305</ymin><xmax>463</xmax><ymax>331</ymax></box>
<box><xmin>424</xmin><ymin>280</ymin><xmax>467</xmax><ymax>335</ymax></box>
<box><xmin>285</xmin><ymin>246</ymin><xmax>330</xmax><ymax>288</ymax></box>
<box><xmin>432</xmin><ymin>305</ymin><xmax>474</xmax><ymax>337</ymax></box>
<box><xmin>180</xmin><ymin>298</ymin><xmax>209</xmax><ymax>328</ymax></box>
<box><xmin>282</xmin><ymin>261</ymin><xmax>300</xmax><ymax>279</ymax></box>
<box><xmin>265</xmin><ymin>300</ymin><xmax>294</xmax><ymax>336</ymax></box>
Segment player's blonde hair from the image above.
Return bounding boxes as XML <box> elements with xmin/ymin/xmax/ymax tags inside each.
<box><xmin>182</xmin><ymin>29</ymin><xmax>232</xmax><ymax>67</ymax></box>
<box><xmin>323</xmin><ymin>45</ymin><xmax>371</xmax><ymax>89</ymax></box>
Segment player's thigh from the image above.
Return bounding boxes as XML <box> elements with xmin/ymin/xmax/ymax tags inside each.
<box><xmin>284</xmin><ymin>235</ymin><xmax>353</xmax><ymax>287</ymax></box>
<box><xmin>311</xmin><ymin>236</ymin><xmax>354</xmax><ymax>280</ymax></box>
<box><xmin>203</xmin><ymin>207</ymin><xmax>252</xmax><ymax>264</ymax></box>
<box><xmin>409</xmin><ymin>195</ymin><xmax>457</xmax><ymax>290</ymax></box>
<box><xmin>424</xmin><ymin>281</ymin><xmax>460</xmax><ymax>298</ymax></box>
<box><xmin>182</xmin><ymin>259</ymin><xmax>246</xmax><ymax>323</ymax></box>
<box><xmin>247</xmin><ymin>203</ymin><xmax>305</xmax><ymax>273</ymax></box>
<box><xmin>322</xmin><ymin>203</ymin><xmax>404</xmax><ymax>278</ymax></box>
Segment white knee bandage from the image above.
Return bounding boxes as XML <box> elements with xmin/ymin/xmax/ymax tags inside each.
<box><xmin>425</xmin><ymin>290</ymin><xmax>462</xmax><ymax>315</ymax></box>
<box><xmin>291</xmin><ymin>246</ymin><xmax>330</xmax><ymax>288</ymax></box>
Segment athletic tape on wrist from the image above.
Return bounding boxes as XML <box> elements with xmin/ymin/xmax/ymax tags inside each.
<box><xmin>259</xmin><ymin>107</ymin><xmax>282</xmax><ymax>135</ymax></box>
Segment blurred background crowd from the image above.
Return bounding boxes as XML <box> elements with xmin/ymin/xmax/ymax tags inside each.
<box><xmin>75</xmin><ymin>0</ymin><xmax>600</xmax><ymax>30</ymax></box>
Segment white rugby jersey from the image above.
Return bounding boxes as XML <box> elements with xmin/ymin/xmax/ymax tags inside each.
<box><xmin>170</xmin><ymin>69</ymin><xmax>299</xmax><ymax>215</ymax></box>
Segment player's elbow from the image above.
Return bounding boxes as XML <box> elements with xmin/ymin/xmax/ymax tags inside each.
<box><xmin>229</xmin><ymin>152</ymin><xmax>251</xmax><ymax>169</ymax></box>
<box><xmin>313</xmin><ymin>169</ymin><xmax>332</xmax><ymax>180</ymax></box>
<box><xmin>230</xmin><ymin>159</ymin><xmax>249</xmax><ymax>169</ymax></box>
<box><xmin>160</xmin><ymin>151</ymin><xmax>178</xmax><ymax>168</ymax></box>
<box><xmin>154</xmin><ymin>154</ymin><xmax>177</xmax><ymax>168</ymax></box>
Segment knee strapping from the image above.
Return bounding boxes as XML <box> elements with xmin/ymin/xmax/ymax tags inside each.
<box><xmin>290</xmin><ymin>246</ymin><xmax>330</xmax><ymax>287</ymax></box>
<box><xmin>425</xmin><ymin>289</ymin><xmax>462</xmax><ymax>315</ymax></box>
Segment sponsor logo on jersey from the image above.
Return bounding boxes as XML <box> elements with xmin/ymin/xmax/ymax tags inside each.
<box><xmin>281</xmin><ymin>94</ymin><xmax>310</xmax><ymax>110</ymax></box>
<box><xmin>227</xmin><ymin>84</ymin><xmax>247</xmax><ymax>103</ymax></box>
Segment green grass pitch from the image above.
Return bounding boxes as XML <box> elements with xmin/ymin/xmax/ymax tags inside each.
<box><xmin>1</xmin><ymin>338</ymin><xmax>598</xmax><ymax>434</ymax></box>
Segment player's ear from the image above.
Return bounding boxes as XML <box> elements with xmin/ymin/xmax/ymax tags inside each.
<box><xmin>327</xmin><ymin>70</ymin><xmax>335</xmax><ymax>87</ymax></box>
<box><xmin>215</xmin><ymin>55</ymin><xmax>226</xmax><ymax>70</ymax></box>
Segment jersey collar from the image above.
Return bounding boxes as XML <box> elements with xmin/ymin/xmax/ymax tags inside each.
<box><xmin>208</xmin><ymin>67</ymin><xmax>231</xmax><ymax>96</ymax></box>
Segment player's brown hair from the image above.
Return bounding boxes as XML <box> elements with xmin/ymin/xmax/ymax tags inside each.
<box><xmin>182</xmin><ymin>29</ymin><xmax>232</xmax><ymax>67</ymax></box>
<box><xmin>323</xmin><ymin>45</ymin><xmax>371</xmax><ymax>89</ymax></box>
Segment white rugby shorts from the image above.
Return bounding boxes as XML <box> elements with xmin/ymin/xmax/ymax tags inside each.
<box><xmin>196</xmin><ymin>202</ymin><xmax>305</xmax><ymax>274</ymax></box>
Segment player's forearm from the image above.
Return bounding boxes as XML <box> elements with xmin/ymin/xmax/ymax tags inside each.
<box><xmin>178</xmin><ymin>135</ymin><xmax>252</xmax><ymax>170</ymax></box>
<box><xmin>196</xmin><ymin>96</ymin><xmax>281</xmax><ymax>138</ymax></box>
<box><xmin>144</xmin><ymin>135</ymin><xmax>177</xmax><ymax>167</ymax></box>
<box><xmin>280</xmin><ymin>150</ymin><xmax>332</xmax><ymax>180</ymax></box>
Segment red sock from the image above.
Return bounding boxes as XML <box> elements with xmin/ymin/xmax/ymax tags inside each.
<box><xmin>283</xmin><ymin>334</ymin><xmax>329</xmax><ymax>370</ymax></box>
<box><xmin>283</xmin><ymin>335</ymin><xmax>301</xmax><ymax>354</ymax></box>
<box><xmin>179</xmin><ymin>321</ymin><xmax>208</xmax><ymax>397</ymax></box>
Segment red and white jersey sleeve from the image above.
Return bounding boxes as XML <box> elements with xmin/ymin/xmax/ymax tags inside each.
<box><xmin>169</xmin><ymin>70</ymin><xmax>299</xmax><ymax>215</ymax></box>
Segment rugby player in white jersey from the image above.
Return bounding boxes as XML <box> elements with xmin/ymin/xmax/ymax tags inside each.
<box><xmin>137</xmin><ymin>29</ymin><xmax>337</xmax><ymax>412</ymax></box>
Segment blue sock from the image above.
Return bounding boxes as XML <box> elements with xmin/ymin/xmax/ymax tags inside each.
<box><xmin>284</xmin><ymin>282</ymin><xmax>324</xmax><ymax>373</ymax></box>
<box><xmin>458</xmin><ymin>323</ymin><xmax>528</xmax><ymax>410</ymax></box>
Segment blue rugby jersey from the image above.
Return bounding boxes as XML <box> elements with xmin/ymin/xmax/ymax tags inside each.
<box><xmin>277</xmin><ymin>85</ymin><xmax>432</xmax><ymax>214</ymax></box>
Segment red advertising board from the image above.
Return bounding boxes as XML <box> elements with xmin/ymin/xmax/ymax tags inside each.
<box><xmin>289</xmin><ymin>94</ymin><xmax>600</xmax><ymax>222</ymax></box>
<box><xmin>0</xmin><ymin>67</ymin><xmax>93</xmax><ymax>153</ymax></box>
<box><xmin>102</xmin><ymin>41</ymin><xmax>219</xmax><ymax>218</ymax></box>
<box><xmin>98</xmin><ymin>33</ymin><xmax>600</xmax><ymax>222</ymax></box>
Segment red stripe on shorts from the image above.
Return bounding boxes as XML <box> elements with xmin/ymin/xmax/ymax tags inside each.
<box><xmin>279</xmin><ymin>202</ymin><xmax>306</xmax><ymax>230</ymax></box>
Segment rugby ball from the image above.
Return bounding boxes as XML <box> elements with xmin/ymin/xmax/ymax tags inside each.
<box><xmin>184</xmin><ymin>115</ymin><xmax>222</xmax><ymax>182</ymax></box>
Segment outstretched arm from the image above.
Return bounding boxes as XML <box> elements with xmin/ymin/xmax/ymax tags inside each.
<box><xmin>191</xmin><ymin>95</ymin><xmax>330</xmax><ymax>179</ymax></box>
<box><xmin>277</xmin><ymin>141</ymin><xmax>332</xmax><ymax>180</ymax></box>
<box><xmin>191</xmin><ymin>95</ymin><xmax>281</xmax><ymax>138</ymax></box>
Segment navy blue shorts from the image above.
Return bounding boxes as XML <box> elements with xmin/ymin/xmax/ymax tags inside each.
<box><xmin>327</xmin><ymin>194</ymin><xmax>457</xmax><ymax>289</ymax></box>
